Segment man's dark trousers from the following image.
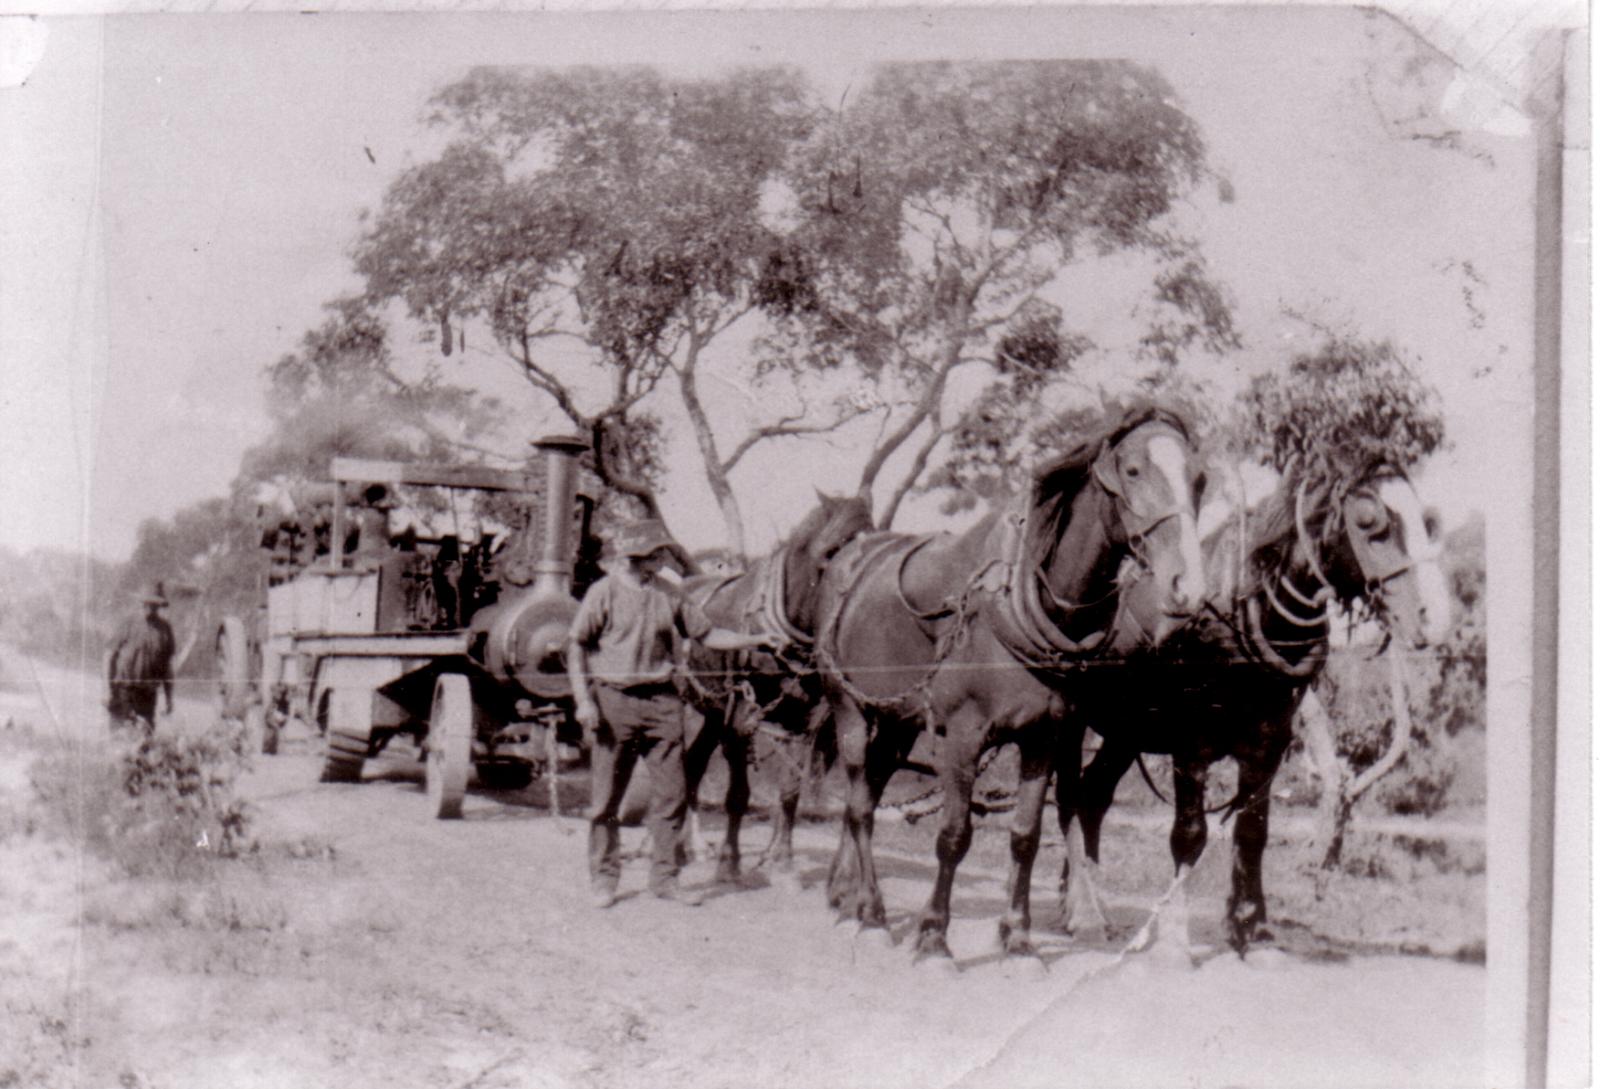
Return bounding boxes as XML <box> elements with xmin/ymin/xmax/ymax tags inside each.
<box><xmin>587</xmin><ymin>684</ymin><xmax>689</xmax><ymax>894</ymax></box>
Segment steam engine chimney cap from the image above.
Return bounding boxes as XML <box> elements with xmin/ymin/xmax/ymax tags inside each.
<box><xmin>533</xmin><ymin>434</ymin><xmax>589</xmax><ymax>454</ymax></box>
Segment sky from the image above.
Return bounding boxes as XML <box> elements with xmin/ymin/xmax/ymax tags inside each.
<box><xmin>0</xmin><ymin>4</ymin><xmax>1559</xmax><ymax>562</ymax></box>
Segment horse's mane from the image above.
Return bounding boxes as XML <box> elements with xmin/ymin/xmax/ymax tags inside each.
<box><xmin>1243</xmin><ymin>476</ymin><xmax>1300</xmax><ymax>577</ymax></box>
<box><xmin>1026</xmin><ymin>404</ymin><xmax>1193</xmax><ymax>568</ymax></box>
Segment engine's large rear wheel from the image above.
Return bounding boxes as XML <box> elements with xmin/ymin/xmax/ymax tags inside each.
<box><xmin>318</xmin><ymin>688</ymin><xmax>372</xmax><ymax>783</ymax></box>
<box><xmin>426</xmin><ymin>674</ymin><xmax>473</xmax><ymax>819</ymax></box>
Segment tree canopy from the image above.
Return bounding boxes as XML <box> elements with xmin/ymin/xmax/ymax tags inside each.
<box><xmin>1238</xmin><ymin>335</ymin><xmax>1446</xmax><ymax>481</ymax></box>
<box><xmin>760</xmin><ymin>59</ymin><xmax>1236</xmax><ymax>523</ymax></box>
<box><xmin>353</xmin><ymin>65</ymin><xmax>839</xmax><ymax>551</ymax></box>
<box><xmin>345</xmin><ymin>60</ymin><xmax>1240</xmax><ymax>549</ymax></box>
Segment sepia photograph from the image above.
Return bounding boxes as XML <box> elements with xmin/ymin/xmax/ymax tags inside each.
<box><xmin>0</xmin><ymin>4</ymin><xmax>1587</xmax><ymax>1087</ymax></box>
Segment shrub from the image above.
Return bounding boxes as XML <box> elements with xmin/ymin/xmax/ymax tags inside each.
<box><xmin>30</xmin><ymin>718</ymin><xmax>255</xmax><ymax>877</ymax></box>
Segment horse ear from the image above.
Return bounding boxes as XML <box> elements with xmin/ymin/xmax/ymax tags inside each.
<box><xmin>1092</xmin><ymin>445</ymin><xmax>1122</xmax><ymax>496</ymax></box>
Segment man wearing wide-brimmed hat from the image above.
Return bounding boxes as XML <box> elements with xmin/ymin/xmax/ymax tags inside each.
<box><xmin>106</xmin><ymin>582</ymin><xmax>177</xmax><ymax>731</ymax></box>
<box><xmin>568</xmin><ymin>518</ymin><xmax>781</xmax><ymax>909</ymax></box>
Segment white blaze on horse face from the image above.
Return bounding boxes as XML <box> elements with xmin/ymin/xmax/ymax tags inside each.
<box><xmin>1378</xmin><ymin>477</ymin><xmax>1453</xmax><ymax>646</ymax></box>
<box><xmin>1147</xmin><ymin>434</ymin><xmax>1205</xmax><ymax>613</ymax></box>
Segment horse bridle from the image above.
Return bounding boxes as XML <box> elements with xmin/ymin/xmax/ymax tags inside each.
<box><xmin>1028</xmin><ymin>429</ymin><xmax>1195</xmax><ymax>650</ymax></box>
<box><xmin>1289</xmin><ymin>471</ymin><xmax>1427</xmax><ymax>615</ymax></box>
<box><xmin>1090</xmin><ymin>431</ymin><xmax>1194</xmax><ymax>579</ymax></box>
<box><xmin>1267</xmin><ymin>470</ymin><xmax>1433</xmax><ymax>642</ymax></box>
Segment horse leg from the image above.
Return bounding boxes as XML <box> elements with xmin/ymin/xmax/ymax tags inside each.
<box><xmin>759</xmin><ymin>704</ymin><xmax>824</xmax><ymax>879</ymax></box>
<box><xmin>1132</xmin><ymin>754</ymin><xmax>1203</xmax><ymax>959</ymax></box>
<box><xmin>1053</xmin><ymin>721</ymin><xmax>1103</xmax><ymax>935</ymax></box>
<box><xmin>680</xmin><ymin>707</ymin><xmax>723</xmax><ymax>866</ymax></box>
<box><xmin>825</xmin><ymin>697</ymin><xmax>871</xmax><ymax>917</ymax></box>
<box><xmin>911</xmin><ymin>714</ymin><xmax>984</xmax><ymax>963</ymax></box>
<box><xmin>1227</xmin><ymin>751</ymin><xmax>1284</xmax><ymax>954</ymax></box>
<box><xmin>716</xmin><ymin>726</ymin><xmax>751</xmax><ymax>886</ymax></box>
<box><xmin>1137</xmin><ymin>756</ymin><xmax>1208</xmax><ymax>963</ymax></box>
<box><xmin>1065</xmin><ymin>741</ymin><xmax>1137</xmax><ymax>940</ymax></box>
<box><xmin>760</xmin><ymin>726</ymin><xmax>810</xmax><ymax>892</ymax></box>
<box><xmin>998</xmin><ymin>733</ymin><xmax>1053</xmax><ymax>958</ymax></box>
<box><xmin>848</xmin><ymin>719</ymin><xmax>914</xmax><ymax>932</ymax></box>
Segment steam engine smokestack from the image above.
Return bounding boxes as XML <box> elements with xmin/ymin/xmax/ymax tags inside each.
<box><xmin>531</xmin><ymin>434</ymin><xmax>588</xmax><ymax>596</ymax></box>
<box><xmin>474</xmin><ymin>434</ymin><xmax>591</xmax><ymax>701</ymax></box>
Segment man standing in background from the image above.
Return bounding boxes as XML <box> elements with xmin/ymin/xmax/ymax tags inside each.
<box><xmin>107</xmin><ymin>582</ymin><xmax>177</xmax><ymax>732</ymax></box>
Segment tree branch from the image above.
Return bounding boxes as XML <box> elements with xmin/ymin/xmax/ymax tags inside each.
<box><xmin>855</xmin><ymin>296</ymin><xmax>972</xmax><ymax>510</ymax></box>
<box><xmin>587</xmin><ymin>413</ymin><xmax>662</xmax><ymax>520</ymax></box>
<box><xmin>515</xmin><ymin>332</ymin><xmax>584</xmax><ymax>423</ymax></box>
<box><xmin>721</xmin><ymin>403</ymin><xmax>876</xmax><ymax>473</ymax></box>
<box><xmin>879</xmin><ymin>408</ymin><xmax>947</xmax><ymax>528</ymax></box>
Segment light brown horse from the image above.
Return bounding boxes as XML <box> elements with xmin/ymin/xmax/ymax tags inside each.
<box><xmin>1057</xmin><ymin>462</ymin><xmax>1453</xmax><ymax>955</ymax></box>
<box><xmin>816</xmin><ymin>407</ymin><xmax>1206</xmax><ymax>963</ymax></box>
<box><xmin>679</xmin><ymin>493</ymin><xmax>874</xmax><ymax>884</ymax></box>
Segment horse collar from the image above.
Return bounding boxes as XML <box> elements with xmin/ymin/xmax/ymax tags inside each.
<box><xmin>760</xmin><ymin>546</ymin><xmax>814</xmax><ymax>649</ymax></box>
<box><xmin>990</xmin><ymin>502</ymin><xmax>1116</xmax><ymax>667</ymax></box>
<box><xmin>1242</xmin><ymin>596</ymin><xmax>1324</xmax><ymax>679</ymax></box>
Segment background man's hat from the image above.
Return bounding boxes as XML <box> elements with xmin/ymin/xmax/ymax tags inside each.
<box><xmin>612</xmin><ymin>519</ymin><xmax>678</xmax><ymax>559</ymax></box>
<box><xmin>142</xmin><ymin>581</ymin><xmax>170</xmax><ymax>606</ymax></box>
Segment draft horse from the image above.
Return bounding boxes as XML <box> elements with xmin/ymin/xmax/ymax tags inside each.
<box><xmin>1057</xmin><ymin>462</ymin><xmax>1453</xmax><ymax>955</ymax></box>
<box><xmin>678</xmin><ymin>493</ymin><xmax>875</xmax><ymax>885</ymax></box>
<box><xmin>816</xmin><ymin>407</ymin><xmax>1207</xmax><ymax>963</ymax></box>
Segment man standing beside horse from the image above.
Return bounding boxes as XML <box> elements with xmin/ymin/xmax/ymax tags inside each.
<box><xmin>106</xmin><ymin>582</ymin><xmax>177</xmax><ymax>732</ymax></box>
<box><xmin>567</xmin><ymin>519</ymin><xmax>781</xmax><ymax>910</ymax></box>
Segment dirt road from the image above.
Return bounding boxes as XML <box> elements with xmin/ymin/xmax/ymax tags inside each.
<box><xmin>0</xmin><ymin>655</ymin><xmax>1485</xmax><ymax>1088</ymax></box>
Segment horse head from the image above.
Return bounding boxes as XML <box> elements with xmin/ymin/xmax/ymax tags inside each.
<box><xmin>781</xmin><ymin>493</ymin><xmax>876</xmax><ymax>635</ymax></box>
<box><xmin>1035</xmin><ymin>408</ymin><xmax>1206</xmax><ymax>648</ymax></box>
<box><xmin>1314</xmin><ymin>468</ymin><xmax>1453</xmax><ymax>650</ymax></box>
<box><xmin>1090</xmin><ymin>414</ymin><xmax>1207</xmax><ymax>642</ymax></box>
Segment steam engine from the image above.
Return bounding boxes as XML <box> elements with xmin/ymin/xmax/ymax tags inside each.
<box><xmin>467</xmin><ymin>435</ymin><xmax>594</xmax><ymax>703</ymax></box>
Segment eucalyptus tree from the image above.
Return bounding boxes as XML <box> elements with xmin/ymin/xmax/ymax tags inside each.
<box><xmin>354</xmin><ymin>66</ymin><xmax>846</xmax><ymax>554</ymax></box>
<box><xmin>761</xmin><ymin>59</ymin><xmax>1236</xmax><ymax>525</ymax></box>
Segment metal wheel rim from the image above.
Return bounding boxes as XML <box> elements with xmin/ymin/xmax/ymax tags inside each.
<box><xmin>426</xmin><ymin>674</ymin><xmax>473</xmax><ymax>818</ymax></box>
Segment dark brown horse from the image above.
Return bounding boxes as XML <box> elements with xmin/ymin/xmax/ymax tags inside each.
<box><xmin>816</xmin><ymin>407</ymin><xmax>1206</xmax><ymax>963</ymax></box>
<box><xmin>679</xmin><ymin>493</ymin><xmax>875</xmax><ymax>885</ymax></box>
<box><xmin>1056</xmin><ymin>462</ymin><xmax>1453</xmax><ymax>956</ymax></box>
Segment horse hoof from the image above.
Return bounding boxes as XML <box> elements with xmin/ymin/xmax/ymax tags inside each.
<box><xmin>1000</xmin><ymin>955</ymin><xmax>1049</xmax><ymax>982</ymax></box>
<box><xmin>912</xmin><ymin>931</ymin><xmax>954</xmax><ymax>962</ymax></box>
<box><xmin>1144</xmin><ymin>938</ymin><xmax>1198</xmax><ymax>970</ymax></box>
<box><xmin>714</xmin><ymin>864</ymin><xmax>741</xmax><ymax>887</ymax></box>
<box><xmin>1243</xmin><ymin>947</ymin><xmax>1291</xmax><ymax>970</ymax></box>
<box><xmin>913</xmin><ymin>951</ymin><xmax>959</xmax><ymax>975</ymax></box>
<box><xmin>858</xmin><ymin>902</ymin><xmax>889</xmax><ymax>930</ymax></box>
<box><xmin>856</xmin><ymin>925</ymin><xmax>895</xmax><ymax>950</ymax></box>
<box><xmin>1001</xmin><ymin>936</ymin><xmax>1038</xmax><ymax>959</ymax></box>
